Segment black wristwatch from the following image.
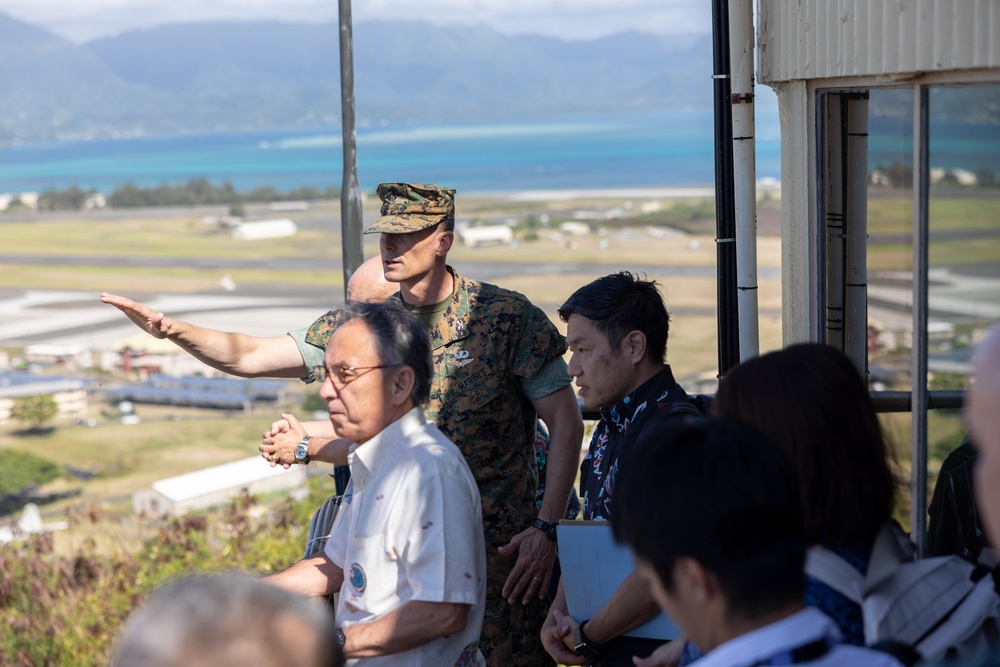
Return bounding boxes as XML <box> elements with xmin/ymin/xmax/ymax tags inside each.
<box><xmin>294</xmin><ymin>435</ymin><xmax>311</xmax><ymax>464</ymax></box>
<box><xmin>335</xmin><ymin>628</ymin><xmax>346</xmax><ymax>648</ymax></box>
<box><xmin>530</xmin><ymin>517</ymin><xmax>558</xmax><ymax>542</ymax></box>
<box><xmin>573</xmin><ymin>620</ymin><xmax>602</xmax><ymax>662</ymax></box>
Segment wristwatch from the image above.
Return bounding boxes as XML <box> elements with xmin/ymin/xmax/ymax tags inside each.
<box><xmin>530</xmin><ymin>517</ymin><xmax>558</xmax><ymax>542</ymax></box>
<box><xmin>294</xmin><ymin>435</ymin><xmax>311</xmax><ymax>464</ymax></box>
<box><xmin>335</xmin><ymin>628</ymin><xmax>346</xmax><ymax>649</ymax></box>
<box><xmin>573</xmin><ymin>620</ymin><xmax>602</xmax><ymax>662</ymax></box>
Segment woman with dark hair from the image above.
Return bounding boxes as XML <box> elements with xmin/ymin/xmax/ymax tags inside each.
<box><xmin>713</xmin><ymin>342</ymin><xmax>898</xmax><ymax>645</ymax></box>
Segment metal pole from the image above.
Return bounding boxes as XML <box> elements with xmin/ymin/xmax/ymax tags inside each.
<box><xmin>712</xmin><ymin>0</ymin><xmax>740</xmax><ymax>376</ymax></box>
<box><xmin>910</xmin><ymin>85</ymin><xmax>930</xmax><ymax>556</ymax></box>
<box><xmin>729</xmin><ymin>0</ymin><xmax>759</xmax><ymax>361</ymax></box>
<box><xmin>339</xmin><ymin>0</ymin><xmax>364</xmax><ymax>299</ymax></box>
<box><xmin>335</xmin><ymin>0</ymin><xmax>362</xmax><ymax>496</ymax></box>
<box><xmin>844</xmin><ymin>94</ymin><xmax>869</xmax><ymax>374</ymax></box>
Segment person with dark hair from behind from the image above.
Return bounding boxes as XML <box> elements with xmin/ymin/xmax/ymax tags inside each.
<box><xmin>541</xmin><ymin>271</ymin><xmax>699</xmax><ymax>666</ymax></box>
<box><xmin>611</xmin><ymin>417</ymin><xmax>904</xmax><ymax>667</ymax></box>
<box><xmin>712</xmin><ymin>343</ymin><xmax>898</xmax><ymax>648</ymax></box>
<box><xmin>111</xmin><ymin>571</ymin><xmax>343</xmax><ymax>667</ymax></box>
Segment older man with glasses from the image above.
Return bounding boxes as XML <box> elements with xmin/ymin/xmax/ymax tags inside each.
<box><xmin>264</xmin><ymin>299</ymin><xmax>486</xmax><ymax>667</ymax></box>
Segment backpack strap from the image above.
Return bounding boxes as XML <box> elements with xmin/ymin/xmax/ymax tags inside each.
<box><xmin>664</xmin><ymin>394</ymin><xmax>713</xmax><ymax>420</ymax></box>
<box><xmin>805</xmin><ymin>545</ymin><xmax>866</xmax><ymax>604</ymax></box>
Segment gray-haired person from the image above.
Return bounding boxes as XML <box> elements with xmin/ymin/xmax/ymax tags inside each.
<box><xmin>263</xmin><ymin>300</ymin><xmax>487</xmax><ymax>666</ymax></box>
<box><xmin>112</xmin><ymin>571</ymin><xmax>342</xmax><ymax>667</ymax></box>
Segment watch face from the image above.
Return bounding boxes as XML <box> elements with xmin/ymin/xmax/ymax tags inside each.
<box><xmin>295</xmin><ymin>443</ymin><xmax>308</xmax><ymax>460</ymax></box>
<box><xmin>575</xmin><ymin>641</ymin><xmax>600</xmax><ymax>661</ymax></box>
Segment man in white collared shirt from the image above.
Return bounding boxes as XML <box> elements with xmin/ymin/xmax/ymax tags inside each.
<box><xmin>609</xmin><ymin>417</ymin><xmax>903</xmax><ymax>667</ymax></box>
<box><xmin>265</xmin><ymin>300</ymin><xmax>486</xmax><ymax>667</ymax></box>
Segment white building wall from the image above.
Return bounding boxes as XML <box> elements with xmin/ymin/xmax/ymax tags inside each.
<box><xmin>759</xmin><ymin>0</ymin><xmax>1000</xmax><ymax>84</ymax></box>
<box><xmin>133</xmin><ymin>463</ymin><xmax>307</xmax><ymax>517</ymax></box>
<box><xmin>757</xmin><ymin>0</ymin><xmax>1000</xmax><ymax>343</ymax></box>
<box><xmin>0</xmin><ymin>384</ymin><xmax>89</xmax><ymax>424</ymax></box>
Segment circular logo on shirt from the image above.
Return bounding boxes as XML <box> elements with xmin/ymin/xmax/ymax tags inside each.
<box><xmin>349</xmin><ymin>562</ymin><xmax>367</xmax><ymax>593</ymax></box>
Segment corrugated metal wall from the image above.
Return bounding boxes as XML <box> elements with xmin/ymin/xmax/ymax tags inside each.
<box><xmin>759</xmin><ymin>0</ymin><xmax>1000</xmax><ymax>83</ymax></box>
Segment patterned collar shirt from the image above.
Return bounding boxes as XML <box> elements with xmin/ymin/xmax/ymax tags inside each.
<box><xmin>581</xmin><ymin>365</ymin><xmax>688</xmax><ymax>521</ymax></box>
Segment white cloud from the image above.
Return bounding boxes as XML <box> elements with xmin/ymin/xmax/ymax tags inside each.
<box><xmin>0</xmin><ymin>0</ymin><xmax>710</xmax><ymax>43</ymax></box>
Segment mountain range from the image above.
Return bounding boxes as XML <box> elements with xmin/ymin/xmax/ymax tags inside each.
<box><xmin>0</xmin><ymin>13</ymin><xmax>716</xmax><ymax>143</ymax></box>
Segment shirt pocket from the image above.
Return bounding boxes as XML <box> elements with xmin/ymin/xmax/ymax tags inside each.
<box><xmin>341</xmin><ymin>533</ymin><xmax>399</xmax><ymax>617</ymax></box>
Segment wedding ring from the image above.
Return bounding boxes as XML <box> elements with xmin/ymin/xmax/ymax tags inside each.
<box><xmin>270</xmin><ymin>454</ymin><xmax>277</xmax><ymax>462</ymax></box>
<box><xmin>532</xmin><ymin>576</ymin><xmax>542</xmax><ymax>581</ymax></box>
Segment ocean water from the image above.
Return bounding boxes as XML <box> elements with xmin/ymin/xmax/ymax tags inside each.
<box><xmin>0</xmin><ymin>111</ymin><xmax>784</xmax><ymax>195</ymax></box>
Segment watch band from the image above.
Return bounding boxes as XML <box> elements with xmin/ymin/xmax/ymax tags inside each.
<box><xmin>530</xmin><ymin>517</ymin><xmax>558</xmax><ymax>541</ymax></box>
<box><xmin>573</xmin><ymin>619</ymin><xmax>602</xmax><ymax>661</ymax></box>
<box><xmin>295</xmin><ymin>435</ymin><xmax>311</xmax><ymax>464</ymax></box>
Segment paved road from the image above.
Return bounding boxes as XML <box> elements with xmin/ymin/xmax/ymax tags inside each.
<box><xmin>0</xmin><ymin>254</ymin><xmax>781</xmax><ymax>282</ymax></box>
<box><xmin>0</xmin><ymin>252</ymin><xmax>784</xmax><ymax>348</ymax></box>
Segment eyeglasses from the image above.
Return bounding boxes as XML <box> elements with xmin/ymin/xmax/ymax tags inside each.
<box><xmin>311</xmin><ymin>364</ymin><xmax>395</xmax><ymax>388</ymax></box>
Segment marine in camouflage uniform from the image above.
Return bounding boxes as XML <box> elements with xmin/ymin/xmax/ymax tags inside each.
<box><xmin>305</xmin><ymin>269</ymin><xmax>567</xmax><ymax>666</ymax></box>
<box><xmin>301</xmin><ymin>183</ymin><xmax>576</xmax><ymax>667</ymax></box>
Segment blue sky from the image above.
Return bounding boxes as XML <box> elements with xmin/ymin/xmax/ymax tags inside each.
<box><xmin>0</xmin><ymin>0</ymin><xmax>712</xmax><ymax>43</ymax></box>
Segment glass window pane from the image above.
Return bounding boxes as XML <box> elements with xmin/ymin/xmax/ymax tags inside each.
<box><xmin>866</xmin><ymin>89</ymin><xmax>915</xmax><ymax>396</ymax></box>
<box><xmin>925</xmin><ymin>82</ymin><xmax>1000</xmax><ymax>514</ymax></box>
<box><xmin>926</xmin><ymin>83</ymin><xmax>1000</xmax><ymax>389</ymax></box>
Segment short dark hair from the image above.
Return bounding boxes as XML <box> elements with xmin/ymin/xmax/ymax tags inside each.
<box><xmin>612</xmin><ymin>417</ymin><xmax>806</xmax><ymax>618</ymax></box>
<box><xmin>713</xmin><ymin>343</ymin><xmax>897</xmax><ymax>547</ymax></box>
<box><xmin>557</xmin><ymin>272</ymin><xmax>670</xmax><ymax>363</ymax></box>
<box><xmin>339</xmin><ymin>300</ymin><xmax>433</xmax><ymax>406</ymax></box>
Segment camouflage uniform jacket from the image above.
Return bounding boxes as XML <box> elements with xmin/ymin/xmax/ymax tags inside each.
<box><xmin>581</xmin><ymin>365</ymin><xmax>689</xmax><ymax>521</ymax></box>
<box><xmin>305</xmin><ymin>267</ymin><xmax>568</xmax><ymax>547</ymax></box>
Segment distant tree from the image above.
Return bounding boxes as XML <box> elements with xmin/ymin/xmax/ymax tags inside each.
<box><xmin>975</xmin><ymin>169</ymin><xmax>996</xmax><ymax>188</ymax></box>
<box><xmin>107</xmin><ymin>183</ymin><xmax>146</xmax><ymax>208</ymax></box>
<box><xmin>10</xmin><ymin>395</ymin><xmax>59</xmax><ymax>431</ymax></box>
<box><xmin>301</xmin><ymin>392</ymin><xmax>326</xmax><ymax>413</ymax></box>
<box><xmin>38</xmin><ymin>185</ymin><xmax>94</xmax><ymax>211</ymax></box>
<box><xmin>877</xmin><ymin>161</ymin><xmax>913</xmax><ymax>189</ymax></box>
<box><xmin>0</xmin><ymin>449</ymin><xmax>61</xmax><ymax>496</ymax></box>
<box><xmin>101</xmin><ymin>179</ymin><xmax>339</xmax><ymax>209</ymax></box>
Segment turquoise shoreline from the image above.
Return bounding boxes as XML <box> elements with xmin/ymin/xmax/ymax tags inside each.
<box><xmin>0</xmin><ymin>112</ymin><xmax>783</xmax><ymax>196</ymax></box>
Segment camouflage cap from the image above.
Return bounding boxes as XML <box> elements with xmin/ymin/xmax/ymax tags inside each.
<box><xmin>365</xmin><ymin>183</ymin><xmax>456</xmax><ymax>234</ymax></box>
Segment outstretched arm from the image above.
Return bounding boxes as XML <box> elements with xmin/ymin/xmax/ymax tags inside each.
<box><xmin>100</xmin><ymin>293</ymin><xmax>308</xmax><ymax>378</ymax></box>
<box><xmin>499</xmin><ymin>385</ymin><xmax>584</xmax><ymax>604</ymax></box>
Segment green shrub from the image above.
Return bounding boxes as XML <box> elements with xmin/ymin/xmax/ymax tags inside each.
<box><xmin>0</xmin><ymin>481</ymin><xmax>329</xmax><ymax>666</ymax></box>
<box><xmin>0</xmin><ymin>450</ymin><xmax>61</xmax><ymax>497</ymax></box>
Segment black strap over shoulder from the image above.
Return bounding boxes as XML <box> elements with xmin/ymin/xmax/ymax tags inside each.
<box><xmin>664</xmin><ymin>393</ymin><xmax>714</xmax><ymax>420</ymax></box>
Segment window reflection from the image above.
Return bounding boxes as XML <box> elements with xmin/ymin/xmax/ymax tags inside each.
<box><xmin>866</xmin><ymin>88</ymin><xmax>914</xmax><ymax>400</ymax></box>
<box><xmin>926</xmin><ymin>83</ymin><xmax>1000</xmax><ymax>470</ymax></box>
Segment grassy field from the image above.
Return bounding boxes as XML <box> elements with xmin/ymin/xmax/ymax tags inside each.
<box><xmin>1</xmin><ymin>401</ymin><xmax>304</xmax><ymax>506</ymax></box>
<box><xmin>3</xmin><ymin>189</ymin><xmax>992</xmax><ymax>541</ymax></box>
<box><xmin>0</xmin><ymin>194</ymin><xmax>788</xmax><ymax>542</ymax></box>
<box><xmin>867</xmin><ymin>194</ymin><xmax>1000</xmax><ymax>269</ymax></box>
<box><xmin>0</xmin><ymin>195</ymin><xmax>785</xmax><ymax>293</ymax></box>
